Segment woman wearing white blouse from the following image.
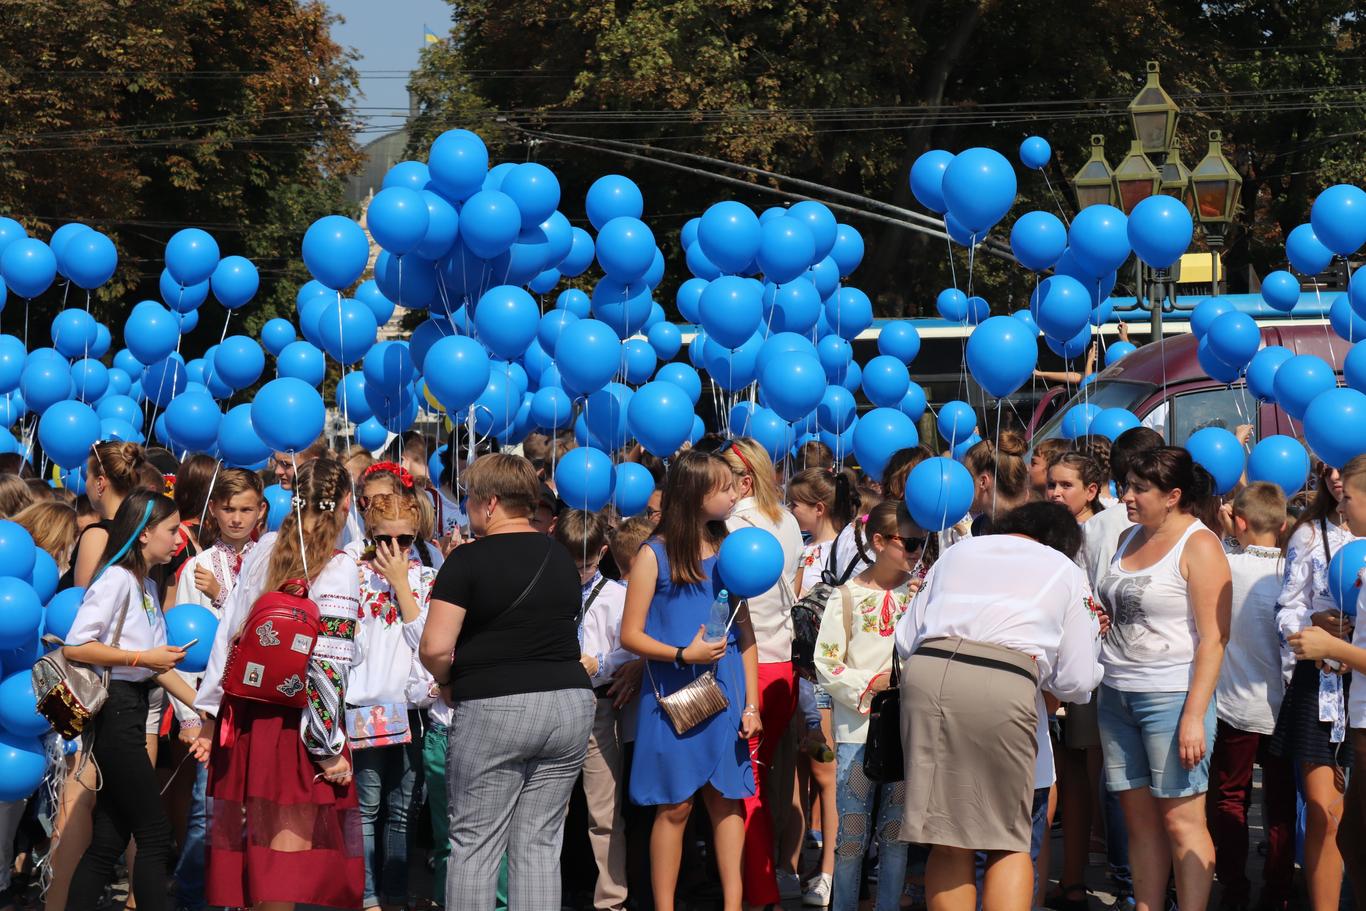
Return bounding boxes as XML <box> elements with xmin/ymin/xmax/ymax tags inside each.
<box><xmin>61</xmin><ymin>491</ymin><xmax>199</xmax><ymax>911</ymax></box>
<box><xmin>895</xmin><ymin>502</ymin><xmax>1103</xmax><ymax>911</ymax></box>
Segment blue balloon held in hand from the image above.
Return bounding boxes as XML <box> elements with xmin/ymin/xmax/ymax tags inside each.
<box><xmin>717</xmin><ymin>527</ymin><xmax>786</xmax><ymax>598</ymax></box>
<box><xmin>1185</xmin><ymin>427</ymin><xmax>1244</xmax><ymax>496</ymax></box>
<box><xmin>1246</xmin><ymin>435</ymin><xmax>1310</xmax><ymax>496</ymax></box>
<box><xmin>1328</xmin><ymin>539</ymin><xmax>1366</xmax><ymax>618</ymax></box>
<box><xmin>905</xmin><ymin>457</ymin><xmax>973</xmax><ymax>532</ymax></box>
<box><xmin>165</xmin><ymin>604</ymin><xmax>218</xmax><ymax>674</ymax></box>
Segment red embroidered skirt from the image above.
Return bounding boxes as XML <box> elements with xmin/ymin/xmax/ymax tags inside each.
<box><xmin>205</xmin><ymin>697</ymin><xmax>363</xmax><ymax>909</ymax></box>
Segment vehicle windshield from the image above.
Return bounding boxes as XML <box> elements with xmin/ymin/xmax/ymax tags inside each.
<box><xmin>1031</xmin><ymin>379</ymin><xmax>1157</xmax><ymax>443</ymax></box>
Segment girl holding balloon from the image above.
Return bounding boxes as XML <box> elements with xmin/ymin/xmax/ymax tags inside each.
<box><xmin>1270</xmin><ymin>460</ymin><xmax>1355</xmax><ymax>911</ymax></box>
<box><xmin>60</xmin><ymin>490</ymin><xmax>202</xmax><ymax>911</ymax></box>
<box><xmin>621</xmin><ymin>449</ymin><xmax>761</xmax><ymax>911</ymax></box>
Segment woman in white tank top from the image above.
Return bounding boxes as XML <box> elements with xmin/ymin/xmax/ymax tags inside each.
<box><xmin>1095</xmin><ymin>447</ymin><xmax>1231</xmax><ymax>911</ymax></box>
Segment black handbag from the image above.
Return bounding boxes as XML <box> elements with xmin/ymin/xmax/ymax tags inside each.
<box><xmin>862</xmin><ymin>649</ymin><xmax>903</xmax><ymax>782</ymax></box>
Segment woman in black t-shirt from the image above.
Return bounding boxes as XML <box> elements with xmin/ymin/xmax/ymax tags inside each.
<box><xmin>420</xmin><ymin>453</ymin><xmax>594</xmax><ymax>911</ymax></box>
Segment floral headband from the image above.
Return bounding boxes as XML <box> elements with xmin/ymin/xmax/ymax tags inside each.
<box><xmin>363</xmin><ymin>461</ymin><xmax>414</xmax><ymax>489</ymax></box>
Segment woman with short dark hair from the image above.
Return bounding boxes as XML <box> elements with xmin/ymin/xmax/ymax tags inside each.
<box><xmin>419</xmin><ymin>453</ymin><xmax>594</xmax><ymax>911</ymax></box>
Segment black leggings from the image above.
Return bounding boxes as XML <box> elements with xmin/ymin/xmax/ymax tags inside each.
<box><xmin>66</xmin><ymin>681</ymin><xmax>172</xmax><ymax>911</ymax></box>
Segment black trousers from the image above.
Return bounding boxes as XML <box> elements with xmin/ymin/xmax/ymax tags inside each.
<box><xmin>66</xmin><ymin>680</ymin><xmax>172</xmax><ymax>911</ymax></box>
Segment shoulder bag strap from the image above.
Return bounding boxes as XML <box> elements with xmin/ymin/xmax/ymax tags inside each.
<box><xmin>577</xmin><ymin>577</ymin><xmax>609</xmax><ymax>627</ymax></box>
<box><xmin>484</xmin><ymin>541</ymin><xmax>553</xmax><ymax>629</ymax></box>
<box><xmin>98</xmin><ymin>575</ymin><xmax>137</xmax><ymax>687</ymax></box>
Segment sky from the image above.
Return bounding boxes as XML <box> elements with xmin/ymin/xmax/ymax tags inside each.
<box><xmin>323</xmin><ymin>0</ymin><xmax>453</xmax><ymax>139</ymax></box>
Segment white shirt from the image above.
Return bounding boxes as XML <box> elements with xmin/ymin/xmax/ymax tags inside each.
<box><xmin>796</xmin><ymin>540</ymin><xmax>834</xmax><ymax>596</ymax></box>
<box><xmin>727</xmin><ymin>498</ymin><xmax>804</xmax><ymax>664</ymax></box>
<box><xmin>346</xmin><ymin>542</ymin><xmax>436</xmax><ymax>707</ymax></box>
<box><xmin>170</xmin><ymin>541</ymin><xmax>255</xmax><ymax>724</ymax></box>
<box><xmin>814</xmin><ymin>579</ymin><xmax>914</xmax><ymax>743</ymax></box>
<box><xmin>196</xmin><ymin>533</ymin><xmax>361</xmax><ymax>718</ymax></box>
<box><xmin>1350</xmin><ymin>580</ymin><xmax>1366</xmax><ymax>729</ymax></box>
<box><xmin>1097</xmin><ymin>521</ymin><xmax>1218</xmax><ymax>692</ymax></box>
<box><xmin>1218</xmin><ymin>547</ymin><xmax>1287</xmax><ymax>734</ymax></box>
<box><xmin>895</xmin><ymin>535</ymin><xmax>1103</xmax><ymax>789</ymax></box>
<box><xmin>1276</xmin><ymin>521</ymin><xmax>1351</xmax><ymax>643</ymax></box>
<box><xmin>833</xmin><ymin>523</ymin><xmax>872</xmax><ymax>583</ymax></box>
<box><xmin>580</xmin><ymin>574</ymin><xmax>632</xmax><ymax>686</ymax></box>
<box><xmin>1083</xmin><ymin>502</ymin><xmax>1133</xmax><ymax>591</ymax></box>
<box><xmin>66</xmin><ymin>567</ymin><xmax>166</xmax><ymax>682</ymax></box>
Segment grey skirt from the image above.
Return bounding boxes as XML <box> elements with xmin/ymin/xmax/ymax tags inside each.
<box><xmin>900</xmin><ymin>636</ymin><xmax>1040</xmax><ymax>853</ymax></box>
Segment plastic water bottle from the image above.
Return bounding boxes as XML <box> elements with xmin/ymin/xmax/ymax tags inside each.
<box><xmin>704</xmin><ymin>589</ymin><xmax>731</xmax><ymax>642</ymax></box>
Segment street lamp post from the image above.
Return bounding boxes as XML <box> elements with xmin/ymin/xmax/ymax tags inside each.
<box><xmin>1190</xmin><ymin>129</ymin><xmax>1242</xmax><ymax>298</ymax></box>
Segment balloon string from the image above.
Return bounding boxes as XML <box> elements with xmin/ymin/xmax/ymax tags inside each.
<box><xmin>199</xmin><ymin>459</ymin><xmax>222</xmax><ymax>531</ymax></box>
<box><xmin>1042</xmin><ymin>168</ymin><xmax>1072</xmax><ymax>229</ymax></box>
<box><xmin>991</xmin><ymin>400</ymin><xmax>1003</xmax><ymax>522</ymax></box>
<box><xmin>292</xmin><ymin>450</ymin><xmax>309</xmax><ymax>582</ymax></box>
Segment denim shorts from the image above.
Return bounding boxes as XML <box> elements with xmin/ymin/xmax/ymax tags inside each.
<box><xmin>1098</xmin><ymin>683</ymin><xmax>1216</xmax><ymax>798</ymax></box>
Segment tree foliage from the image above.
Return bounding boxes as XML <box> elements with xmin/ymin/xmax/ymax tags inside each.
<box><xmin>0</xmin><ymin>0</ymin><xmax>362</xmax><ymax>352</ymax></box>
<box><xmin>409</xmin><ymin>0</ymin><xmax>1366</xmax><ymax>316</ymax></box>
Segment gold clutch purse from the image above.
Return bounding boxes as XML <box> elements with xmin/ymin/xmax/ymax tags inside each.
<box><xmin>651</xmin><ymin>667</ymin><xmax>729</xmax><ymax>736</ymax></box>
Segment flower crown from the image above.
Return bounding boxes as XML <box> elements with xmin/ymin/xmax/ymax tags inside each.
<box><xmin>363</xmin><ymin>461</ymin><xmax>414</xmax><ymax>488</ymax></box>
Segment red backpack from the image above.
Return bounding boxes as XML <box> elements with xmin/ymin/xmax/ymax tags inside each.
<box><xmin>222</xmin><ymin>579</ymin><xmax>322</xmax><ymax>708</ymax></box>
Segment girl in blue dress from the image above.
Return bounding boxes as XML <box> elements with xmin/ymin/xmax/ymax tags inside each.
<box><xmin>622</xmin><ymin>449</ymin><xmax>762</xmax><ymax>911</ymax></box>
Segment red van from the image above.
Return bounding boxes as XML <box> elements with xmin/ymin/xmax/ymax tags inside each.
<box><xmin>1027</xmin><ymin>324</ymin><xmax>1352</xmax><ymax>445</ymax></box>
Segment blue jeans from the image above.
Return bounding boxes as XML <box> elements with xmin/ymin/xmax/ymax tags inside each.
<box><xmin>1098</xmin><ymin>684</ymin><xmax>1216</xmax><ymax>798</ymax></box>
<box><xmin>833</xmin><ymin>742</ymin><xmax>908</xmax><ymax>911</ymax></box>
<box><xmin>354</xmin><ymin>737</ymin><xmax>420</xmax><ymax>907</ymax></box>
<box><xmin>173</xmin><ymin>761</ymin><xmax>207</xmax><ymax>911</ymax></box>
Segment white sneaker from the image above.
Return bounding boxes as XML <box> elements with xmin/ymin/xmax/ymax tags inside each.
<box><xmin>802</xmin><ymin>872</ymin><xmax>833</xmax><ymax>906</ymax></box>
<box><xmin>777</xmin><ymin>869</ymin><xmax>803</xmax><ymax>900</ymax></box>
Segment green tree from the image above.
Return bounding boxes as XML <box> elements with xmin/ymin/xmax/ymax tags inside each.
<box><xmin>0</xmin><ymin>0</ymin><xmax>362</xmax><ymax>358</ymax></box>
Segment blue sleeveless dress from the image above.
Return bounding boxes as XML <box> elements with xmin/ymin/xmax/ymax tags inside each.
<box><xmin>628</xmin><ymin>540</ymin><xmax>755</xmax><ymax>805</ymax></box>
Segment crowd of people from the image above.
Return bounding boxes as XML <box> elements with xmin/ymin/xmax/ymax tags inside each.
<box><xmin>0</xmin><ymin>415</ymin><xmax>1363</xmax><ymax>911</ymax></box>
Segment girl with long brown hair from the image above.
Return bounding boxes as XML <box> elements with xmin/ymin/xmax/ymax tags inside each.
<box><xmin>621</xmin><ymin>449</ymin><xmax>762</xmax><ymax>911</ymax></box>
<box><xmin>192</xmin><ymin>457</ymin><xmax>364</xmax><ymax>911</ymax></box>
<box><xmin>64</xmin><ymin>442</ymin><xmax>149</xmax><ymax>588</ymax></box>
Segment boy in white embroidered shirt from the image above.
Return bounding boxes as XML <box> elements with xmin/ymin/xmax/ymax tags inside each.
<box><xmin>556</xmin><ymin>509</ymin><xmax>632</xmax><ymax>911</ymax></box>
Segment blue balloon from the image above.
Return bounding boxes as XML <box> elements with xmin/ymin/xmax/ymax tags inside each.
<box><xmin>51</xmin><ymin>308</ymin><xmax>96</xmax><ymax>357</ymax></box>
<box><xmin>165</xmin><ymin>604</ymin><xmax>217</xmax><ymax>673</ymax></box>
<box><xmin>1246</xmin><ymin>435</ymin><xmax>1310</xmax><ymax>495</ymax></box>
<box><xmin>493</xmin><ymin>162</ymin><xmax>558</xmax><ymax>230</ymax></box>
<box><xmin>937</xmin><ymin>400</ymin><xmax>977</xmax><ymax>447</ymax></box>
<box><xmin>0</xmin><ymin>673</ymin><xmax>49</xmax><ymax>738</ymax></box>
<box><xmin>1310</xmin><ymin>184</ymin><xmax>1366</xmax><ymax>257</ymax></box>
<box><xmin>936</xmin><ymin>288</ymin><xmax>968</xmax><ymax>323</ymax></box>
<box><xmin>717</xmin><ymin>527</ymin><xmax>785</xmax><ymax>598</ymax></box>
<box><xmin>473</xmin><ymin>285</ymin><xmax>538</xmax><ymax>359</ymax></box>
<box><xmin>560</xmin><ymin>228</ymin><xmax>596</xmax><ymax>278</ymax></box>
<box><xmin>529</xmin><ymin>386</ymin><xmax>573</xmax><ymax>431</ymax></box>
<box><xmin>64</xmin><ymin>230</ymin><xmax>118</xmax><ymax>291</ymax></box>
<box><xmin>556</xmin><ymin>319</ymin><xmax>620</xmax><ymax>397</ymax></box>
<box><xmin>0</xmin><ymin>238</ymin><xmax>56</xmax><ymax>299</ymax></box>
<box><xmin>964</xmin><ymin>295</ymin><xmax>990</xmax><ymax>325</ymax></box>
<box><xmin>251</xmin><ymin>378</ymin><xmax>325</xmax><ymax>453</ymax></box>
<box><xmin>647</xmin><ymin>321</ymin><xmax>682</xmax><ymax>361</ymax></box>
<box><xmin>1261</xmin><ymin>271</ymin><xmax>1300</xmax><ymax>313</ymax></box>
<box><xmin>696</xmin><ymin>201</ymin><xmax>760</xmax><ymax>274</ymax></box>
<box><xmin>764</xmin><ymin>278</ymin><xmax>821</xmax><ymax>335</ymax></box>
<box><xmin>656</xmin><ymin>362</ymin><xmax>702</xmax><ymax>405</ymax></box>
<box><xmin>303</xmin><ymin>215</ymin><xmax>369</xmax><ymax>290</ymax></box>
<box><xmin>383</xmin><ymin>160</ymin><xmax>430</xmax><ymax>192</ymax></box>
<box><xmin>627</xmin><ymin>381</ymin><xmax>694</xmax><ymax>457</ymax></box>
<box><xmin>966</xmin><ymin>315</ymin><xmax>1037</xmax><ymax>398</ymax></box>
<box><xmin>217</xmin><ymin>404</ymin><xmax>271</xmax><ymax>468</ymax></box>
<box><xmin>861</xmin><ymin>355</ymin><xmax>910</xmax><ymax>408</ymax></box>
<box><xmin>161</xmin><ymin>268</ymin><xmax>207</xmax><ymax>313</ymax></box>
<box><xmin>165</xmin><ymin>228</ymin><xmax>219</xmax><ymax>286</ymax></box>
<box><xmin>1088</xmin><ymin>408</ymin><xmax>1140</xmax><ymax>442</ymax></box>
<box><xmin>0</xmin><ymin>521</ymin><xmax>34</xmax><ymax>586</ymax></box>
<box><xmin>44</xmin><ymin>587</ymin><xmax>84</xmax><ymax>641</ymax></box>
<box><xmin>124</xmin><ymin>303</ymin><xmax>179</xmax><ymax>365</ymax></box>
<box><xmin>610</xmin><ymin>462</ymin><xmax>656</xmax><ymax>519</ymax></box>
<box><xmin>1246</xmin><ymin>345</ymin><xmax>1294</xmax><ymax>402</ymax></box>
<box><xmin>942</xmin><ymin>148</ymin><xmax>1016</xmax><ymax>233</ymax></box>
<box><xmin>537</xmin><ymin>309</ymin><xmax>579</xmax><ymax>359</ymax></box>
<box><xmin>0</xmin><ymin>731</ymin><xmax>45</xmax><ymax>801</ymax></box>
<box><xmin>585</xmin><ymin>175</ymin><xmax>644</xmax><ymax>231</ymax></box>
<box><xmin>334</xmin><ymin>371</ymin><xmax>371</xmax><ymax>424</ymax></box>
<box><xmin>364</xmin><ymin>340</ymin><xmax>416</xmax><ymax>393</ymax></box>
<box><xmin>1304</xmin><ymin>386</ymin><xmax>1366</xmax><ymax>468</ymax></box>
<box><xmin>1275</xmin><ymin>354</ymin><xmax>1335</xmax><ymax>420</ymax></box>
<box><xmin>1287</xmin><ymin>224</ymin><xmax>1333</xmax><ymax>276</ymax></box>
<box><xmin>177</xmin><ymin>308</ymin><xmax>199</xmax><ymax>334</ymax></box>
<box><xmin>590</xmin><ymin>276</ymin><xmax>653</xmax><ymax>340</ymax></box>
<box><xmin>909</xmin><ymin>150</ymin><xmax>954</xmax><ymax>214</ymax></box>
<box><xmin>761</xmin><ymin>352</ymin><xmax>826</xmax><ymax>421</ymax></box>
<box><xmin>0</xmin><ymin>578</ymin><xmax>40</xmax><ymax>649</ymax></box>
<box><xmin>1329</xmin><ymin>540</ymin><xmax>1366</xmax><ymax>618</ymax></box>
<box><xmin>1103</xmin><ymin>341</ymin><xmax>1137</xmax><ymax>367</ymax></box>
<box><xmin>829</xmin><ymin>224</ymin><xmax>864</xmax><ymax>277</ymax></box>
<box><xmin>1061</xmin><ymin>403</ymin><xmax>1101</xmax><ymax>440</ymax></box>
<box><xmin>899</xmin><ymin>383</ymin><xmax>927</xmax><ymax>423</ymax></box>
<box><xmin>1019</xmin><ymin>136</ymin><xmax>1051</xmax><ymax>170</ymax></box>
<box><xmin>26</xmin><ymin>548</ymin><xmax>57</xmax><ymax>605</ymax></box>
<box><xmin>70</xmin><ymin>358</ymin><xmax>108</xmax><ymax>402</ymax></box>
<box><xmin>1331</xmin><ymin>294</ymin><xmax>1366</xmax><ymax>342</ymax></box>
<box><xmin>50</xmin><ymin>224</ymin><xmax>93</xmax><ymax>278</ymax></box>
<box><xmin>355</xmin><ymin>279</ymin><xmax>396</xmax><ymax>328</ymax></box>
<box><xmin>1196</xmin><ymin>338</ymin><xmax>1241</xmax><ymax>385</ymax></box>
<box><xmin>1068</xmin><ymin>205</ymin><xmax>1130</xmax><ymax>276</ymax></box>
<box><xmin>555</xmin><ymin>446</ymin><xmax>616</xmax><ymax>512</ymax></box>
<box><xmin>1186</xmin><ymin>427</ymin><xmax>1244</xmax><ymax>495</ymax></box>
<box><xmin>817</xmin><ymin>386</ymin><xmax>856</xmax><ymax>434</ymax></box>
<box><xmin>355</xmin><ymin>417</ymin><xmax>387</xmax><ymax>452</ymax></box>
<box><xmin>0</xmin><ymin>336</ymin><xmax>23</xmax><ymax>395</ymax></box>
<box><xmin>105</xmin><ymin>366</ymin><xmax>129</xmax><ymax>396</ymax></box>
<box><xmin>1047</xmin><ymin>324</ymin><xmax>1092</xmax><ymax>361</ymax></box>
<box><xmin>164</xmin><ymin>391</ymin><xmax>221</xmax><ymax>452</ymax></box>
<box><xmin>424</xmin><ymin>335</ymin><xmax>490</xmax><ymax>413</ymax></box>
<box><xmin>99</xmin><ymin>418</ymin><xmax>140</xmax><ymax>444</ymax></box>
<box><xmin>1207</xmin><ymin>311</ymin><xmax>1262</xmax><ymax>369</ymax></box>
<box><xmin>853</xmin><ymin>408</ymin><xmax>919</xmax><ymax>481</ymax></box>
<box><xmin>876</xmin><ymin>320</ymin><xmax>920</xmax><ymax>365</ymax></box>
<box><xmin>828</xmin><ymin>287</ymin><xmax>873</xmax><ymax>341</ymax></box>
<box><xmin>596</xmin><ymin>217</ymin><xmax>655</xmax><ymax>283</ymax></box>
<box><xmin>1189</xmin><ymin>297</ymin><xmax>1234</xmax><ymax>340</ymax></box>
<box><xmin>556</xmin><ymin>288</ymin><xmax>591</xmax><ymax>320</ymax></box>
<box><xmin>317</xmin><ymin>297</ymin><xmax>378</xmax><ymax>364</ymax></box>
<box><xmin>428</xmin><ymin>129</ymin><xmax>488</xmax><ymax>201</ymax></box>
<box><xmin>757</xmin><ymin>217</ymin><xmax>816</xmax><ymax>284</ymax></box>
<box><xmin>1031</xmin><ymin>275</ymin><xmax>1091</xmax><ymax>341</ymax></box>
<box><xmin>210</xmin><ymin>256</ymin><xmax>258</xmax><ymax>310</ymax></box>
<box><xmin>263</xmin><ymin>483</ymin><xmax>292</xmax><ymax>531</ymax></box>
<box><xmin>211</xmin><ymin>335</ymin><xmax>263</xmax><ymax>390</ymax></box>
<box><xmin>1010</xmin><ymin>211</ymin><xmax>1067</xmax><ymax>272</ymax></box>
<box><xmin>38</xmin><ymin>401</ymin><xmax>99</xmax><ymax>469</ymax></box>
<box><xmin>276</xmin><ymin>341</ymin><xmax>325</xmax><ymax>386</ymax></box>
<box><xmin>905</xmin><ymin>457</ymin><xmax>974</xmax><ymax>532</ymax></box>
<box><xmin>787</xmin><ymin>201</ymin><xmax>838</xmax><ymax>262</ymax></box>
<box><xmin>90</xmin><ymin>323</ymin><xmax>111</xmax><ymax>359</ymax></box>
<box><xmin>699</xmin><ymin>276</ymin><xmax>762</xmax><ymax>349</ymax></box>
<box><xmin>621</xmin><ymin>339</ymin><xmax>656</xmax><ymax>385</ymax></box>
<box><xmin>1127</xmin><ymin>195</ymin><xmax>1193</xmax><ymax>269</ymax></box>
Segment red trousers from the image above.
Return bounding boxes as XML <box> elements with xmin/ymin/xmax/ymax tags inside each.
<box><xmin>1206</xmin><ymin>720</ymin><xmax>1296</xmax><ymax>906</ymax></box>
<box><xmin>741</xmin><ymin>661</ymin><xmax>797</xmax><ymax>905</ymax></box>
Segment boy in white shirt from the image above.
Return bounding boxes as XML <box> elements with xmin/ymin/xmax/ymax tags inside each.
<box><xmin>555</xmin><ymin>509</ymin><xmax>633</xmax><ymax>911</ymax></box>
<box><xmin>1208</xmin><ymin>482</ymin><xmax>1296</xmax><ymax>910</ymax></box>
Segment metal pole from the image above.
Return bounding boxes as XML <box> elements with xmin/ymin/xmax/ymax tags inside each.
<box><xmin>1207</xmin><ymin>231</ymin><xmax>1223</xmax><ymax>297</ymax></box>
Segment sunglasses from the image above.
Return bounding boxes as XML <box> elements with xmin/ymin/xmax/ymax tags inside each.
<box><xmin>886</xmin><ymin>534</ymin><xmax>928</xmax><ymax>552</ymax></box>
<box><xmin>701</xmin><ymin>437</ymin><xmax>756</xmax><ymax>474</ymax></box>
<box><xmin>372</xmin><ymin>534</ymin><xmax>416</xmax><ymax>550</ymax></box>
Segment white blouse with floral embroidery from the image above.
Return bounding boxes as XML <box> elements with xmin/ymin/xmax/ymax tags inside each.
<box><xmin>813</xmin><ymin>579</ymin><xmax>914</xmax><ymax>744</ymax></box>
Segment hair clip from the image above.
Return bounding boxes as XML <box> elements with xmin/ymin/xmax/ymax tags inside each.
<box><xmin>318</xmin><ymin>498</ymin><xmax>337</xmax><ymax>512</ymax></box>
<box><xmin>859</xmin><ymin>514</ymin><xmax>870</xmax><ymax>524</ymax></box>
<box><xmin>291</xmin><ymin>495</ymin><xmax>306</xmax><ymax>509</ymax></box>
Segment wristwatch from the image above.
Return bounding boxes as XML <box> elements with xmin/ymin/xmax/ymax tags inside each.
<box><xmin>674</xmin><ymin>646</ymin><xmax>687</xmax><ymax>669</ymax></box>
